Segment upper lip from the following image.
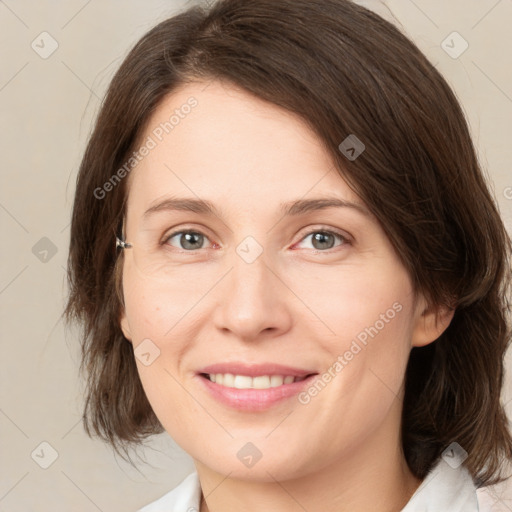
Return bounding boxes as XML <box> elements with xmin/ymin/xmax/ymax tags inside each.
<box><xmin>198</xmin><ymin>362</ymin><xmax>318</xmax><ymax>378</ymax></box>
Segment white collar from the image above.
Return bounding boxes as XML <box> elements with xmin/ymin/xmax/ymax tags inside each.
<box><xmin>401</xmin><ymin>457</ymin><xmax>480</xmax><ymax>511</ymax></box>
<box><xmin>137</xmin><ymin>457</ymin><xmax>481</xmax><ymax>511</ymax></box>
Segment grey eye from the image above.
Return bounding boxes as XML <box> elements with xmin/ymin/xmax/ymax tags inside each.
<box><xmin>165</xmin><ymin>231</ymin><xmax>209</xmax><ymax>250</ymax></box>
<box><xmin>310</xmin><ymin>232</ymin><xmax>337</xmax><ymax>250</ymax></box>
<box><xmin>297</xmin><ymin>230</ymin><xmax>348</xmax><ymax>251</ymax></box>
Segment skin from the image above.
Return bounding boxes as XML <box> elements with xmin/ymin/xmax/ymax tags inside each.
<box><xmin>120</xmin><ymin>79</ymin><xmax>454</xmax><ymax>512</ymax></box>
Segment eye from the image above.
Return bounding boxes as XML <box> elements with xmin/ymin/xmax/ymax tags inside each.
<box><xmin>161</xmin><ymin>227</ymin><xmax>351</xmax><ymax>253</ymax></box>
<box><xmin>163</xmin><ymin>230</ymin><xmax>214</xmax><ymax>251</ymax></box>
<box><xmin>294</xmin><ymin>228</ymin><xmax>351</xmax><ymax>251</ymax></box>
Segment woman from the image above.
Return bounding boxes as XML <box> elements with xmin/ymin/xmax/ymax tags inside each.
<box><xmin>65</xmin><ymin>0</ymin><xmax>512</xmax><ymax>510</ymax></box>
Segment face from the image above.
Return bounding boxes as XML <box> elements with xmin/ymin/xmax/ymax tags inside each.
<box><xmin>120</xmin><ymin>79</ymin><xmax>450</xmax><ymax>482</ymax></box>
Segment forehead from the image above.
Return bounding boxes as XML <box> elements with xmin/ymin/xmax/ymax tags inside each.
<box><xmin>125</xmin><ymin>79</ymin><xmax>362</xmax><ymax>215</ymax></box>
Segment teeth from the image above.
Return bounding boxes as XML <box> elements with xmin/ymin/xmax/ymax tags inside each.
<box><xmin>234</xmin><ymin>375</ymin><xmax>252</xmax><ymax>388</ymax></box>
<box><xmin>207</xmin><ymin>373</ymin><xmax>301</xmax><ymax>389</ymax></box>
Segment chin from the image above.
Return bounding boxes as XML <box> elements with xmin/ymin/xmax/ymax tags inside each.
<box><xmin>197</xmin><ymin>449</ymin><xmax>312</xmax><ymax>483</ymax></box>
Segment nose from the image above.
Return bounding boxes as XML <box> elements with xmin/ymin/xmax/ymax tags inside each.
<box><xmin>212</xmin><ymin>247</ymin><xmax>293</xmax><ymax>342</ymax></box>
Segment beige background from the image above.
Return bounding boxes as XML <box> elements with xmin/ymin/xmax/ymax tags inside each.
<box><xmin>0</xmin><ymin>0</ymin><xmax>511</xmax><ymax>510</ymax></box>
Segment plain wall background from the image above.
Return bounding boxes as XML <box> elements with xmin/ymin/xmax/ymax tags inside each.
<box><xmin>1</xmin><ymin>0</ymin><xmax>511</xmax><ymax>510</ymax></box>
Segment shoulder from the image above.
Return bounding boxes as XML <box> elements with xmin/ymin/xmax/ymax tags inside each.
<box><xmin>136</xmin><ymin>471</ymin><xmax>201</xmax><ymax>512</ymax></box>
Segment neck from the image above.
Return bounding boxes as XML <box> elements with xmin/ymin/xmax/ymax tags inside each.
<box><xmin>195</xmin><ymin>401</ymin><xmax>422</xmax><ymax>512</ymax></box>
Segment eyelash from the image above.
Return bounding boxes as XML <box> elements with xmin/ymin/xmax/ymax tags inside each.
<box><xmin>161</xmin><ymin>226</ymin><xmax>352</xmax><ymax>254</ymax></box>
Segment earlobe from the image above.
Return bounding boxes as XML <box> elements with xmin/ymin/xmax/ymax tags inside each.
<box><xmin>411</xmin><ymin>298</ymin><xmax>455</xmax><ymax>348</ymax></box>
<box><xmin>120</xmin><ymin>311</ymin><xmax>133</xmax><ymax>342</ymax></box>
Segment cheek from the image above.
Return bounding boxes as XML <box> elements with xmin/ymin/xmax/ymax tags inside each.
<box><xmin>297</xmin><ymin>260</ymin><xmax>415</xmax><ymax>400</ymax></box>
<box><xmin>121</xmin><ymin>275</ymin><xmax>191</xmax><ymax>431</ymax></box>
<box><xmin>121</xmin><ymin>262</ymin><xmax>202</xmax><ymax>412</ymax></box>
<box><xmin>299</xmin><ymin>269</ymin><xmax>414</xmax><ymax>458</ymax></box>
<box><xmin>122</xmin><ymin>254</ymin><xmax>226</xmax><ymax>337</ymax></box>
<box><xmin>291</xmin><ymin>259</ymin><xmax>414</xmax><ymax>342</ymax></box>
<box><xmin>122</xmin><ymin>260</ymin><xmax>187</xmax><ymax>339</ymax></box>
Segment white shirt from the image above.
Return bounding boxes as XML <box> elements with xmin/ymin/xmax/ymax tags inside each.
<box><xmin>137</xmin><ymin>457</ymin><xmax>491</xmax><ymax>511</ymax></box>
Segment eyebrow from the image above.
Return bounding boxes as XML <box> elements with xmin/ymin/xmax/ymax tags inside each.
<box><xmin>143</xmin><ymin>196</ymin><xmax>371</xmax><ymax>219</ymax></box>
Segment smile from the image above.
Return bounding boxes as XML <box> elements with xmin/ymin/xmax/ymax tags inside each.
<box><xmin>202</xmin><ymin>373</ymin><xmax>310</xmax><ymax>389</ymax></box>
<box><xmin>197</xmin><ymin>372</ymin><xmax>318</xmax><ymax>411</ymax></box>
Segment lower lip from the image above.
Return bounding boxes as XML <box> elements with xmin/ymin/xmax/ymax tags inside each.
<box><xmin>196</xmin><ymin>374</ymin><xmax>317</xmax><ymax>411</ymax></box>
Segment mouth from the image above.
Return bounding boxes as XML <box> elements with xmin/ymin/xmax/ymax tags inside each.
<box><xmin>199</xmin><ymin>372</ymin><xmax>314</xmax><ymax>389</ymax></box>
<box><xmin>195</xmin><ymin>365</ymin><xmax>319</xmax><ymax>411</ymax></box>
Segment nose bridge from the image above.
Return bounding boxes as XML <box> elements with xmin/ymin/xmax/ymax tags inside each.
<box><xmin>226</xmin><ymin>230</ymin><xmax>273</xmax><ymax>297</ymax></box>
<box><xmin>229</xmin><ymin>243</ymin><xmax>275</xmax><ymax>312</ymax></box>
<box><xmin>232</xmin><ymin>244</ymin><xmax>269</xmax><ymax>295</ymax></box>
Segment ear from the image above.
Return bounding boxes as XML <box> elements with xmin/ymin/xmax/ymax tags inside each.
<box><xmin>120</xmin><ymin>310</ymin><xmax>133</xmax><ymax>343</ymax></box>
<box><xmin>411</xmin><ymin>295</ymin><xmax>455</xmax><ymax>348</ymax></box>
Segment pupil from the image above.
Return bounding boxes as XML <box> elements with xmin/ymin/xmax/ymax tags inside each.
<box><xmin>313</xmin><ymin>232</ymin><xmax>334</xmax><ymax>250</ymax></box>
<box><xmin>182</xmin><ymin>232</ymin><xmax>203</xmax><ymax>250</ymax></box>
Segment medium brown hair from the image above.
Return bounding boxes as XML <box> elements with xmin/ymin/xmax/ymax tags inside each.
<box><xmin>65</xmin><ymin>0</ymin><xmax>512</xmax><ymax>486</ymax></box>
